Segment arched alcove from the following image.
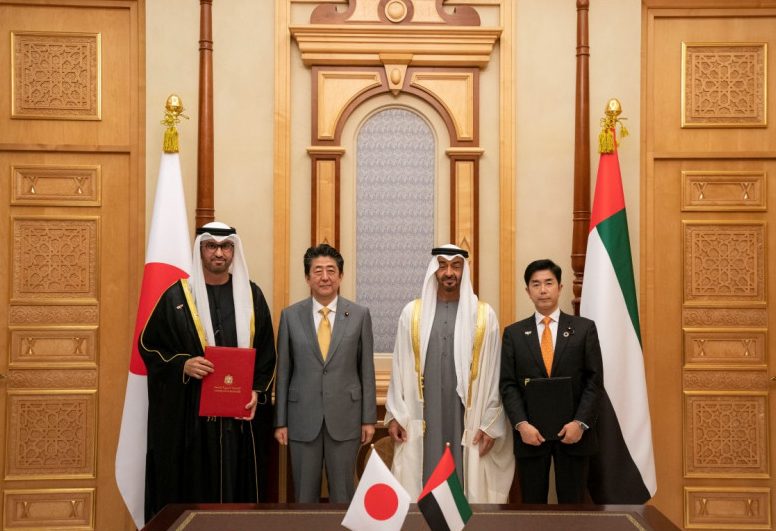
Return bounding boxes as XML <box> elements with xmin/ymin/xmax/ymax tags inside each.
<box><xmin>354</xmin><ymin>107</ymin><xmax>435</xmax><ymax>352</ymax></box>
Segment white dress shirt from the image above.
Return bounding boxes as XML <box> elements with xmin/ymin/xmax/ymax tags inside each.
<box><xmin>312</xmin><ymin>296</ymin><xmax>337</xmax><ymax>333</ymax></box>
<box><xmin>534</xmin><ymin>307</ymin><xmax>561</xmax><ymax>349</ymax></box>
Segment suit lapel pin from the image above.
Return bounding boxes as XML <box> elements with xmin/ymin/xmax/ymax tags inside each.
<box><xmin>563</xmin><ymin>326</ymin><xmax>575</xmax><ymax>337</ymax></box>
<box><xmin>563</xmin><ymin>330</ymin><xmax>570</xmax><ymax>337</ymax></box>
<box><xmin>176</xmin><ymin>304</ymin><xmax>184</xmax><ymax>310</ymax></box>
<box><xmin>524</xmin><ymin>330</ymin><xmax>532</xmax><ymax>335</ymax></box>
<box><xmin>344</xmin><ymin>311</ymin><xmax>349</xmax><ymax>317</ymax></box>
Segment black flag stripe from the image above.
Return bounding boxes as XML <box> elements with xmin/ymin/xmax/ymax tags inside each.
<box><xmin>588</xmin><ymin>390</ymin><xmax>651</xmax><ymax>504</ymax></box>
<box><xmin>418</xmin><ymin>494</ymin><xmax>451</xmax><ymax>531</ymax></box>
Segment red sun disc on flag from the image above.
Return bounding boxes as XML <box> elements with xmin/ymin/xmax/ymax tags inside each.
<box><xmin>364</xmin><ymin>483</ymin><xmax>398</xmax><ymax>521</ymax></box>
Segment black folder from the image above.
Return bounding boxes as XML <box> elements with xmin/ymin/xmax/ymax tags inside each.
<box><xmin>524</xmin><ymin>376</ymin><xmax>574</xmax><ymax>441</ymax></box>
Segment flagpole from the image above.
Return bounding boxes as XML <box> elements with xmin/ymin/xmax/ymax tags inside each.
<box><xmin>571</xmin><ymin>0</ymin><xmax>591</xmax><ymax>316</ymax></box>
<box><xmin>196</xmin><ymin>0</ymin><xmax>215</xmax><ymax>228</ymax></box>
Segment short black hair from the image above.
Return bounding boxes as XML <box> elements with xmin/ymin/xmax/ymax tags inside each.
<box><xmin>524</xmin><ymin>259</ymin><xmax>562</xmax><ymax>285</ymax></box>
<box><xmin>304</xmin><ymin>243</ymin><xmax>344</xmax><ymax>276</ymax></box>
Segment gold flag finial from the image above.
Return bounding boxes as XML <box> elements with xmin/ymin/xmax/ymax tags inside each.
<box><xmin>598</xmin><ymin>98</ymin><xmax>629</xmax><ymax>154</ymax></box>
<box><xmin>161</xmin><ymin>94</ymin><xmax>189</xmax><ymax>154</ymax></box>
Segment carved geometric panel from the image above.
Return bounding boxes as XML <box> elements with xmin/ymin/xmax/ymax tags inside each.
<box><xmin>685</xmin><ymin>487</ymin><xmax>771</xmax><ymax>529</ymax></box>
<box><xmin>5</xmin><ymin>391</ymin><xmax>96</xmax><ymax>479</ymax></box>
<box><xmin>681</xmin><ymin>43</ymin><xmax>766</xmax><ymax>127</ymax></box>
<box><xmin>309</xmin><ymin>0</ymin><xmax>481</xmax><ymax>25</ymax></box>
<box><xmin>9</xmin><ymin>305</ymin><xmax>99</xmax><ymax>326</ymax></box>
<box><xmin>683</xmin><ymin>329</ymin><xmax>766</xmax><ymax>368</ymax></box>
<box><xmin>683</xmin><ymin>222</ymin><xmax>764</xmax><ymax>304</ymax></box>
<box><xmin>8</xmin><ymin>369</ymin><xmax>97</xmax><ymax>390</ymax></box>
<box><xmin>682</xmin><ymin>171</ymin><xmax>766</xmax><ymax>211</ymax></box>
<box><xmin>683</xmin><ymin>308</ymin><xmax>766</xmax><ymax>327</ymax></box>
<box><xmin>684</xmin><ymin>371</ymin><xmax>770</xmax><ymax>392</ymax></box>
<box><xmin>4</xmin><ymin>488</ymin><xmax>95</xmax><ymax>530</ymax></box>
<box><xmin>12</xmin><ymin>217</ymin><xmax>98</xmax><ymax>301</ymax></box>
<box><xmin>11</xmin><ymin>31</ymin><xmax>101</xmax><ymax>120</ymax></box>
<box><xmin>684</xmin><ymin>392</ymin><xmax>768</xmax><ymax>478</ymax></box>
<box><xmin>12</xmin><ymin>164</ymin><xmax>101</xmax><ymax>206</ymax></box>
<box><xmin>9</xmin><ymin>328</ymin><xmax>97</xmax><ymax>367</ymax></box>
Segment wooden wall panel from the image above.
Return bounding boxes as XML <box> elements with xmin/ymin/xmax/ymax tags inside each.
<box><xmin>0</xmin><ymin>5</ymin><xmax>133</xmax><ymax>148</ymax></box>
<box><xmin>685</xmin><ymin>487</ymin><xmax>771</xmax><ymax>529</ymax></box>
<box><xmin>649</xmin><ymin>11</ymin><xmax>775</xmax><ymax>155</ymax></box>
<box><xmin>0</xmin><ymin>2</ymin><xmax>143</xmax><ymax>530</ymax></box>
<box><xmin>643</xmin><ymin>4</ymin><xmax>776</xmax><ymax>528</ymax></box>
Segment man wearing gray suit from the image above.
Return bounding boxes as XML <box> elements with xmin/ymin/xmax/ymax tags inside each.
<box><xmin>274</xmin><ymin>243</ymin><xmax>376</xmax><ymax>503</ymax></box>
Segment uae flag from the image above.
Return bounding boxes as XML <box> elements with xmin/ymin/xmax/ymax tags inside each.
<box><xmin>115</xmin><ymin>150</ymin><xmax>192</xmax><ymax>528</ymax></box>
<box><xmin>580</xmin><ymin>130</ymin><xmax>657</xmax><ymax>503</ymax></box>
<box><xmin>342</xmin><ymin>450</ymin><xmax>410</xmax><ymax>531</ymax></box>
<box><xmin>417</xmin><ymin>447</ymin><xmax>471</xmax><ymax>531</ymax></box>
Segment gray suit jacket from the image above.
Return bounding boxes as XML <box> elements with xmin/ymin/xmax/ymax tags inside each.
<box><xmin>274</xmin><ymin>296</ymin><xmax>376</xmax><ymax>442</ymax></box>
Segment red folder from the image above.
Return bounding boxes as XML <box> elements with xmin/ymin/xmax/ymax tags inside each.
<box><xmin>198</xmin><ymin>346</ymin><xmax>256</xmax><ymax>418</ymax></box>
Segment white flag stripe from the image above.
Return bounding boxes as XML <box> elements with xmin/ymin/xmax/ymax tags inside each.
<box><xmin>146</xmin><ymin>153</ymin><xmax>192</xmax><ymax>267</ymax></box>
<box><xmin>581</xmin><ymin>231</ymin><xmax>656</xmax><ymax>495</ymax></box>
<box><xmin>430</xmin><ymin>481</ymin><xmax>466</xmax><ymax>531</ymax></box>
<box><xmin>115</xmin><ymin>373</ymin><xmax>149</xmax><ymax>527</ymax></box>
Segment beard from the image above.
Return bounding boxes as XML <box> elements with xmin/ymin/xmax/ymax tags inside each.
<box><xmin>204</xmin><ymin>257</ymin><xmax>231</xmax><ymax>275</ymax></box>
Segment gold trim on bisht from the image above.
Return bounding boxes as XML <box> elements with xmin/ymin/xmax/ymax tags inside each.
<box><xmin>467</xmin><ymin>301</ymin><xmax>487</xmax><ymax>409</ymax></box>
<box><xmin>598</xmin><ymin>98</ymin><xmax>629</xmax><ymax>154</ymax></box>
<box><xmin>411</xmin><ymin>299</ymin><xmax>424</xmax><ymax>401</ymax></box>
<box><xmin>161</xmin><ymin>94</ymin><xmax>189</xmax><ymax>154</ymax></box>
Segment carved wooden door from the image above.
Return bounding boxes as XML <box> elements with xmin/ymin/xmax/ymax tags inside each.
<box><xmin>0</xmin><ymin>1</ymin><xmax>143</xmax><ymax>530</ymax></box>
<box><xmin>644</xmin><ymin>3</ymin><xmax>776</xmax><ymax>529</ymax></box>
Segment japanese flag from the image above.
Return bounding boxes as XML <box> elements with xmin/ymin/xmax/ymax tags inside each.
<box><xmin>115</xmin><ymin>151</ymin><xmax>192</xmax><ymax>529</ymax></box>
<box><xmin>342</xmin><ymin>450</ymin><xmax>411</xmax><ymax>531</ymax></box>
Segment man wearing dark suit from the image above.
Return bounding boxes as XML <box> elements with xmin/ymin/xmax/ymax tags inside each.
<box><xmin>500</xmin><ymin>259</ymin><xmax>603</xmax><ymax>504</ymax></box>
<box><xmin>274</xmin><ymin>243</ymin><xmax>376</xmax><ymax>503</ymax></box>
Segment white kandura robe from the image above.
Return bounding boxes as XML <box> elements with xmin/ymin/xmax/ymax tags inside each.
<box><xmin>385</xmin><ymin>301</ymin><xmax>515</xmax><ymax>502</ymax></box>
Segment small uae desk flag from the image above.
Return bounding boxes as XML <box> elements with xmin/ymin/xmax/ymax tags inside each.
<box><xmin>417</xmin><ymin>445</ymin><xmax>472</xmax><ymax>531</ymax></box>
<box><xmin>342</xmin><ymin>448</ymin><xmax>410</xmax><ymax>531</ymax></box>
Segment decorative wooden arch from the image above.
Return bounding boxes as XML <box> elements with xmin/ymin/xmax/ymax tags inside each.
<box><xmin>291</xmin><ymin>0</ymin><xmax>500</xmax><ymax>286</ymax></box>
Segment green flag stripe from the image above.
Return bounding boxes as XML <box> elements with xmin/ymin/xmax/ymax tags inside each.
<box><xmin>446</xmin><ymin>474</ymin><xmax>472</xmax><ymax>522</ymax></box>
<box><xmin>595</xmin><ymin>209</ymin><xmax>642</xmax><ymax>345</ymax></box>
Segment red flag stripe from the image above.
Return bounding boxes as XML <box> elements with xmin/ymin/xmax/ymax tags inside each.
<box><xmin>418</xmin><ymin>446</ymin><xmax>456</xmax><ymax>500</ymax></box>
<box><xmin>589</xmin><ymin>138</ymin><xmax>626</xmax><ymax>231</ymax></box>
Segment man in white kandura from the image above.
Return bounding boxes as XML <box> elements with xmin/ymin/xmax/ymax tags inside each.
<box><xmin>384</xmin><ymin>244</ymin><xmax>515</xmax><ymax>502</ymax></box>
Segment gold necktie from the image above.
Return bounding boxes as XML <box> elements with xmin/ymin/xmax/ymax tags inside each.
<box><xmin>318</xmin><ymin>307</ymin><xmax>331</xmax><ymax>360</ymax></box>
<box><xmin>540</xmin><ymin>316</ymin><xmax>553</xmax><ymax>376</ymax></box>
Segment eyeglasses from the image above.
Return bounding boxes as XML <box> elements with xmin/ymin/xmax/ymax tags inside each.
<box><xmin>201</xmin><ymin>241</ymin><xmax>235</xmax><ymax>253</ymax></box>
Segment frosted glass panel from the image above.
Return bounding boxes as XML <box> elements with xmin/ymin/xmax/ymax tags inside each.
<box><xmin>356</xmin><ymin>108</ymin><xmax>435</xmax><ymax>353</ymax></box>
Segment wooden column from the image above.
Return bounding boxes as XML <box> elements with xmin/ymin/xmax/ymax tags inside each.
<box><xmin>196</xmin><ymin>0</ymin><xmax>215</xmax><ymax>228</ymax></box>
<box><xmin>571</xmin><ymin>0</ymin><xmax>591</xmax><ymax>315</ymax></box>
<box><xmin>308</xmin><ymin>147</ymin><xmax>344</xmax><ymax>247</ymax></box>
<box><xmin>447</xmin><ymin>147</ymin><xmax>483</xmax><ymax>292</ymax></box>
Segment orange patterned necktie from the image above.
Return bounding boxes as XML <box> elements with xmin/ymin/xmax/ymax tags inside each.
<box><xmin>318</xmin><ymin>307</ymin><xmax>331</xmax><ymax>360</ymax></box>
<box><xmin>540</xmin><ymin>316</ymin><xmax>553</xmax><ymax>376</ymax></box>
